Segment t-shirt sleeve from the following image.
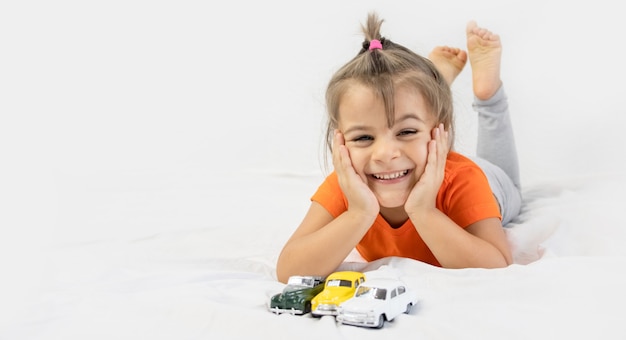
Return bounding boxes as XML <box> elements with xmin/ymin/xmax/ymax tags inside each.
<box><xmin>310</xmin><ymin>172</ymin><xmax>348</xmax><ymax>218</ymax></box>
<box><xmin>438</xmin><ymin>164</ymin><xmax>502</xmax><ymax>228</ymax></box>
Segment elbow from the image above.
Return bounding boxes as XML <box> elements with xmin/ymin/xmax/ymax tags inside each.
<box><xmin>503</xmin><ymin>248</ymin><xmax>513</xmax><ymax>266</ymax></box>
<box><xmin>487</xmin><ymin>251</ymin><xmax>512</xmax><ymax>268</ymax></box>
<box><xmin>492</xmin><ymin>260</ymin><xmax>510</xmax><ymax>269</ymax></box>
<box><xmin>275</xmin><ymin>254</ymin><xmax>291</xmax><ymax>284</ymax></box>
<box><xmin>276</xmin><ymin>267</ymin><xmax>290</xmax><ymax>284</ymax></box>
<box><xmin>491</xmin><ymin>254</ymin><xmax>512</xmax><ymax>268</ymax></box>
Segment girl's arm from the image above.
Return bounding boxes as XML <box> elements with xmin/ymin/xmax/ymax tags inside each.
<box><xmin>405</xmin><ymin>124</ymin><xmax>511</xmax><ymax>268</ymax></box>
<box><xmin>410</xmin><ymin>211</ymin><xmax>512</xmax><ymax>268</ymax></box>
<box><xmin>276</xmin><ymin>202</ymin><xmax>376</xmax><ymax>283</ymax></box>
<box><xmin>277</xmin><ymin>130</ymin><xmax>380</xmax><ymax>283</ymax></box>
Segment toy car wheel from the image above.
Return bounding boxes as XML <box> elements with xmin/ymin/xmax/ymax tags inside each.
<box><xmin>304</xmin><ymin>302</ymin><xmax>312</xmax><ymax>314</ymax></box>
<box><xmin>376</xmin><ymin>315</ymin><xmax>385</xmax><ymax>329</ymax></box>
<box><xmin>405</xmin><ymin>303</ymin><xmax>412</xmax><ymax>314</ymax></box>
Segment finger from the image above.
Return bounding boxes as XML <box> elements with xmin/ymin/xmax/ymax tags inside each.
<box><xmin>332</xmin><ymin>130</ymin><xmax>356</xmax><ymax>179</ymax></box>
<box><xmin>430</xmin><ymin>124</ymin><xmax>445</xmax><ymax>161</ymax></box>
<box><xmin>429</xmin><ymin>125</ymin><xmax>441</xmax><ymax>165</ymax></box>
<box><xmin>332</xmin><ymin>129</ymin><xmax>343</xmax><ymax>152</ymax></box>
<box><xmin>439</xmin><ymin>124</ymin><xmax>450</xmax><ymax>155</ymax></box>
<box><xmin>421</xmin><ymin>138</ymin><xmax>438</xmax><ymax>181</ymax></box>
<box><xmin>436</xmin><ymin>124</ymin><xmax>447</xmax><ymax>159</ymax></box>
<box><xmin>429</xmin><ymin>138</ymin><xmax>439</xmax><ymax>168</ymax></box>
<box><xmin>335</xmin><ymin>129</ymin><xmax>345</xmax><ymax>146</ymax></box>
<box><xmin>338</xmin><ymin>145</ymin><xmax>353</xmax><ymax>170</ymax></box>
<box><xmin>332</xmin><ymin>130</ymin><xmax>344</xmax><ymax>168</ymax></box>
<box><xmin>426</xmin><ymin>125</ymin><xmax>446</xmax><ymax>179</ymax></box>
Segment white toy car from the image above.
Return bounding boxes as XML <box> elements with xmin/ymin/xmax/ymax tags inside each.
<box><xmin>336</xmin><ymin>278</ymin><xmax>418</xmax><ymax>328</ymax></box>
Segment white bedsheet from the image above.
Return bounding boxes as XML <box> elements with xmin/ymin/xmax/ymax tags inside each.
<box><xmin>3</xmin><ymin>172</ymin><xmax>626</xmax><ymax>339</ymax></box>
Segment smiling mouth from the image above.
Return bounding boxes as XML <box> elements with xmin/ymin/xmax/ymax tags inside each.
<box><xmin>371</xmin><ymin>170</ymin><xmax>410</xmax><ymax>180</ymax></box>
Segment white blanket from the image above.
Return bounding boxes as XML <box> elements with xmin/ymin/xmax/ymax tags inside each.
<box><xmin>3</xmin><ymin>173</ymin><xmax>626</xmax><ymax>339</ymax></box>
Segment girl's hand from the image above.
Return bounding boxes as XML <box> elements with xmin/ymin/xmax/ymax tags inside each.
<box><xmin>405</xmin><ymin>124</ymin><xmax>450</xmax><ymax>215</ymax></box>
<box><xmin>333</xmin><ymin>130</ymin><xmax>380</xmax><ymax>217</ymax></box>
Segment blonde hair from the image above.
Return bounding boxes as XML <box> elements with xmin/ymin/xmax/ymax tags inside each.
<box><xmin>324</xmin><ymin>12</ymin><xmax>454</xmax><ymax>167</ymax></box>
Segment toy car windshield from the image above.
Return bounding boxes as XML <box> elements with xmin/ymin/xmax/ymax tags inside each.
<box><xmin>325</xmin><ymin>279</ymin><xmax>353</xmax><ymax>288</ymax></box>
<box><xmin>355</xmin><ymin>286</ymin><xmax>387</xmax><ymax>300</ymax></box>
<box><xmin>286</xmin><ymin>276</ymin><xmax>323</xmax><ymax>289</ymax></box>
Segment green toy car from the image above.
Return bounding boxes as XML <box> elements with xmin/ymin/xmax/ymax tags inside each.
<box><xmin>269</xmin><ymin>276</ymin><xmax>325</xmax><ymax>315</ymax></box>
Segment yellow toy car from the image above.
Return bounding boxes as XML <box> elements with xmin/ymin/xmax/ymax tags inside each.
<box><xmin>311</xmin><ymin>271</ymin><xmax>365</xmax><ymax>317</ymax></box>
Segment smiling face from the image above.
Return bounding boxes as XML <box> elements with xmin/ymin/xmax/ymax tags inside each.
<box><xmin>338</xmin><ymin>82</ymin><xmax>437</xmax><ymax>210</ymax></box>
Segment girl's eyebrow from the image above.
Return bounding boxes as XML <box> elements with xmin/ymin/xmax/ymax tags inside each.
<box><xmin>396</xmin><ymin>113</ymin><xmax>426</xmax><ymax>124</ymax></box>
<box><xmin>343</xmin><ymin>125</ymin><xmax>370</xmax><ymax>135</ymax></box>
<box><xmin>343</xmin><ymin>113</ymin><xmax>426</xmax><ymax>135</ymax></box>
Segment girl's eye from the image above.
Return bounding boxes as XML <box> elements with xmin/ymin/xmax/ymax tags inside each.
<box><xmin>398</xmin><ymin>129</ymin><xmax>417</xmax><ymax>136</ymax></box>
<box><xmin>352</xmin><ymin>135</ymin><xmax>373</xmax><ymax>142</ymax></box>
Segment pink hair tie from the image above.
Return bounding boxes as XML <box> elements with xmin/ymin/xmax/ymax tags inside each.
<box><xmin>369</xmin><ymin>39</ymin><xmax>383</xmax><ymax>50</ymax></box>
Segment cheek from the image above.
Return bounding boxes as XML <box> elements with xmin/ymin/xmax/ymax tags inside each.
<box><xmin>410</xmin><ymin>141</ymin><xmax>430</xmax><ymax>161</ymax></box>
<box><xmin>418</xmin><ymin>144</ymin><xmax>430</xmax><ymax>161</ymax></box>
<box><xmin>408</xmin><ymin>142</ymin><xmax>431</xmax><ymax>175</ymax></box>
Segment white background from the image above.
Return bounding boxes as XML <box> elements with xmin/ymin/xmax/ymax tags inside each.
<box><xmin>2</xmin><ymin>0</ymin><xmax>625</xmax><ymax>253</ymax></box>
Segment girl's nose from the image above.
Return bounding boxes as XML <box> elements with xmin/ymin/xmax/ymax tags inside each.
<box><xmin>371</xmin><ymin>138</ymin><xmax>400</xmax><ymax>163</ymax></box>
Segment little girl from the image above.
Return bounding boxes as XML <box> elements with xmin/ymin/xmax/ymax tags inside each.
<box><xmin>276</xmin><ymin>13</ymin><xmax>522</xmax><ymax>283</ymax></box>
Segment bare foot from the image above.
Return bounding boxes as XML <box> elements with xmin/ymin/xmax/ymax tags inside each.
<box><xmin>428</xmin><ymin>46</ymin><xmax>467</xmax><ymax>85</ymax></box>
<box><xmin>466</xmin><ymin>20</ymin><xmax>502</xmax><ymax>100</ymax></box>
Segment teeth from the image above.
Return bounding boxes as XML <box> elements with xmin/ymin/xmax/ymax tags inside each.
<box><xmin>373</xmin><ymin>170</ymin><xmax>408</xmax><ymax>180</ymax></box>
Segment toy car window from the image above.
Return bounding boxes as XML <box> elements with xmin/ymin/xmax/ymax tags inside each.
<box><xmin>356</xmin><ymin>286</ymin><xmax>387</xmax><ymax>300</ymax></box>
<box><xmin>391</xmin><ymin>289</ymin><xmax>397</xmax><ymax>298</ymax></box>
<box><xmin>287</xmin><ymin>276</ymin><xmax>321</xmax><ymax>289</ymax></box>
<box><xmin>287</xmin><ymin>277</ymin><xmax>301</xmax><ymax>285</ymax></box>
<box><xmin>287</xmin><ymin>277</ymin><xmax>315</xmax><ymax>288</ymax></box>
<box><xmin>355</xmin><ymin>286</ymin><xmax>369</xmax><ymax>297</ymax></box>
<box><xmin>398</xmin><ymin>286</ymin><xmax>406</xmax><ymax>294</ymax></box>
<box><xmin>301</xmin><ymin>278</ymin><xmax>315</xmax><ymax>287</ymax></box>
<box><xmin>327</xmin><ymin>279</ymin><xmax>352</xmax><ymax>287</ymax></box>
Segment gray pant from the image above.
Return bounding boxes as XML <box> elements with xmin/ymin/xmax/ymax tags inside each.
<box><xmin>470</xmin><ymin>85</ymin><xmax>522</xmax><ymax>226</ymax></box>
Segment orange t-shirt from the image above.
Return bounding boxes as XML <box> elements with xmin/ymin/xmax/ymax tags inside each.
<box><xmin>310</xmin><ymin>152</ymin><xmax>501</xmax><ymax>267</ymax></box>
